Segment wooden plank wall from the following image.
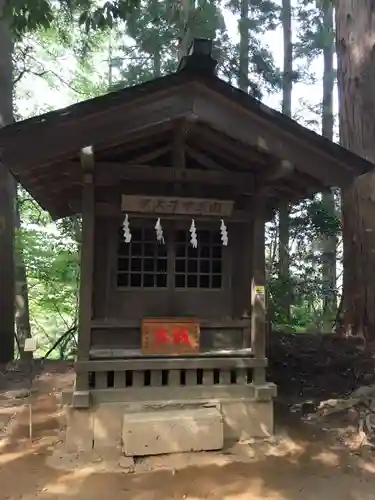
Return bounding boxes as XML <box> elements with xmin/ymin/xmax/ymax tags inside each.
<box><xmin>90</xmin><ymin>326</ymin><xmax>244</xmax><ymax>350</ymax></box>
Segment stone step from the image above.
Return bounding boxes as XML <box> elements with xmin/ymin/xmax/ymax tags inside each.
<box><xmin>122</xmin><ymin>407</ymin><xmax>224</xmax><ymax>456</ymax></box>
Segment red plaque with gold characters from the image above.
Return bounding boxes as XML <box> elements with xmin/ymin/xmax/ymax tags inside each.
<box><xmin>141</xmin><ymin>318</ymin><xmax>200</xmax><ymax>355</ymax></box>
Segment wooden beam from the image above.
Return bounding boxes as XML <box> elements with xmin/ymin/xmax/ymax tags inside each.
<box><xmin>27</xmin><ymin>162</ymin><xmax>255</xmax><ymax>192</ymax></box>
<box><xmin>192</xmin><ymin>84</ymin><xmax>354</xmax><ymax>186</ymax></box>
<box><xmin>129</xmin><ymin>144</ymin><xmax>171</xmax><ymax>164</ymax></box>
<box><xmin>257</xmin><ymin>160</ymin><xmax>295</xmax><ymax>197</ymax></box>
<box><xmin>26</xmin><ymin>160</ymin><xmax>319</xmax><ymax>216</ymax></box>
<box><xmin>92</xmin><ymin>162</ymin><xmax>254</xmax><ymax>188</ymax></box>
<box><xmin>258</xmin><ymin>159</ymin><xmax>294</xmax><ymax>185</ymax></box>
<box><xmin>80</xmin><ymin>145</ymin><xmax>94</xmax><ymax>170</ymax></box>
<box><xmin>172</xmin><ymin>120</ymin><xmax>187</xmax><ymax>169</ymax></box>
<box><xmin>76</xmin><ymin>356</ymin><xmax>265</xmax><ymax>372</ymax></box>
<box><xmin>250</xmin><ymin>201</ymin><xmax>267</xmax><ymax>384</ymax></box>
<box><xmin>26</xmin><ymin>159</ymin><xmax>315</xmax><ymax>205</ymax></box>
<box><xmin>76</xmin><ymin>147</ymin><xmax>95</xmax><ymax>391</ymax></box>
<box><xmin>91</xmin><ymin>319</ymin><xmax>248</xmax><ymax>328</ymax></box>
<box><xmin>171</xmin><ymin>120</ymin><xmax>187</xmax><ymax>198</ymax></box>
<box><xmin>186</xmin><ymin>145</ymin><xmax>227</xmax><ymax>171</ymax></box>
<box><xmin>94</xmin><ymin>122</ymin><xmax>172</xmax><ymax>159</ymax></box>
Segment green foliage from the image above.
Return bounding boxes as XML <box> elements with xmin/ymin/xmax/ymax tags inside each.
<box><xmin>109</xmin><ymin>0</ymin><xmax>234</xmax><ymax>88</ymax></box>
<box><xmin>266</xmin><ymin>191</ymin><xmax>341</xmax><ymax>332</ymax></box>
<box><xmin>3</xmin><ymin>0</ymin><xmax>141</xmax><ymax>38</ymax></box>
<box><xmin>224</xmin><ymin>0</ymin><xmax>282</xmax><ymax>96</ymax></box>
<box><xmin>16</xmin><ymin>189</ymin><xmax>79</xmax><ymax>358</ymax></box>
<box><xmin>295</xmin><ymin>0</ymin><xmax>335</xmax><ymax>63</ymax></box>
<box><xmin>307</xmin><ymin>198</ymin><xmax>340</xmax><ymax>237</ymax></box>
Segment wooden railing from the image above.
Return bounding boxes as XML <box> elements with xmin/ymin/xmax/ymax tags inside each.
<box><xmin>71</xmin><ymin>354</ymin><xmax>271</xmax><ymax>406</ymax></box>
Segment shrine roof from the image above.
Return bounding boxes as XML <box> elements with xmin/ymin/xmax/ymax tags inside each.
<box><xmin>0</xmin><ymin>39</ymin><xmax>372</xmax><ymax>219</ymax></box>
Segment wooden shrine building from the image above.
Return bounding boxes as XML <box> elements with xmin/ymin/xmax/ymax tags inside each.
<box><xmin>0</xmin><ymin>39</ymin><xmax>372</xmax><ymax>455</ymax></box>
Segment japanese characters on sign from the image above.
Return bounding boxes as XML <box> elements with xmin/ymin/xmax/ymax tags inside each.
<box><xmin>141</xmin><ymin>318</ymin><xmax>200</xmax><ymax>355</ymax></box>
<box><xmin>121</xmin><ymin>195</ymin><xmax>234</xmax><ymax>218</ymax></box>
<box><xmin>255</xmin><ymin>285</ymin><xmax>266</xmax><ymax>303</ymax></box>
<box><xmin>255</xmin><ymin>285</ymin><xmax>265</xmax><ymax>297</ymax></box>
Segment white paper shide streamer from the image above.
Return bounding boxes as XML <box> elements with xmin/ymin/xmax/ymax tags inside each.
<box><xmin>155</xmin><ymin>218</ymin><xmax>165</xmax><ymax>243</ymax></box>
<box><xmin>122</xmin><ymin>214</ymin><xmax>132</xmax><ymax>243</ymax></box>
<box><xmin>220</xmin><ymin>219</ymin><xmax>228</xmax><ymax>246</ymax></box>
<box><xmin>189</xmin><ymin>219</ymin><xmax>198</xmax><ymax>248</ymax></box>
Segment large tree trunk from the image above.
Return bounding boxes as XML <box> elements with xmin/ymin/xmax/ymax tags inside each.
<box><xmin>238</xmin><ymin>0</ymin><xmax>249</xmax><ymax>92</ymax></box>
<box><xmin>0</xmin><ymin>0</ymin><xmax>15</xmax><ymax>363</ymax></box>
<box><xmin>15</xmin><ymin>194</ymin><xmax>31</xmax><ymax>358</ymax></box>
<box><xmin>178</xmin><ymin>0</ymin><xmax>195</xmax><ymax>61</ymax></box>
<box><xmin>321</xmin><ymin>0</ymin><xmax>336</xmax><ymax>328</ymax></box>
<box><xmin>336</xmin><ymin>0</ymin><xmax>375</xmax><ymax>339</ymax></box>
<box><xmin>279</xmin><ymin>0</ymin><xmax>292</xmax><ymax>322</ymax></box>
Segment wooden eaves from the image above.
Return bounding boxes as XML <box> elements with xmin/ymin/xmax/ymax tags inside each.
<box><xmin>0</xmin><ymin>52</ymin><xmax>372</xmax><ymax>220</ymax></box>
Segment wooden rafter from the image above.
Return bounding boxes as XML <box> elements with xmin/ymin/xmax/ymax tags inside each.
<box><xmin>95</xmin><ymin>127</ymin><xmax>171</xmax><ymax>159</ymax></box>
<box><xmin>195</xmin><ymin>140</ymin><xmax>255</xmax><ymax>171</ymax></box>
<box><xmin>257</xmin><ymin>160</ymin><xmax>294</xmax><ymax>188</ymax></box>
<box><xmin>192</xmin><ymin>84</ymin><xmax>354</xmax><ymax>185</ymax></box>
<box><xmin>186</xmin><ymin>145</ymin><xmax>227</xmax><ymax>171</ymax></box>
<box><xmin>127</xmin><ymin>144</ymin><xmax>171</xmax><ymax>164</ymax></box>
<box><xmin>192</xmin><ymin>124</ymin><xmax>269</xmax><ymax>168</ymax></box>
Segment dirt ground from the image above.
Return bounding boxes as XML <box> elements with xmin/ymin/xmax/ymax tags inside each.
<box><xmin>2</xmin><ymin>362</ymin><xmax>375</xmax><ymax>500</ymax></box>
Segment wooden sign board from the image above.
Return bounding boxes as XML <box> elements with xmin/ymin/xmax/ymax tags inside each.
<box><xmin>24</xmin><ymin>338</ymin><xmax>37</xmax><ymax>352</ymax></box>
<box><xmin>141</xmin><ymin>318</ymin><xmax>200</xmax><ymax>355</ymax></box>
<box><xmin>121</xmin><ymin>195</ymin><xmax>233</xmax><ymax>217</ymax></box>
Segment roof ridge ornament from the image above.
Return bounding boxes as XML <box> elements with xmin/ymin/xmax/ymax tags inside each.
<box><xmin>177</xmin><ymin>38</ymin><xmax>218</xmax><ymax>75</ymax></box>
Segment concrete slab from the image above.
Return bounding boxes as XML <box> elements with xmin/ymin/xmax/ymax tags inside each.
<box><xmin>221</xmin><ymin>400</ymin><xmax>273</xmax><ymax>441</ymax></box>
<box><xmin>122</xmin><ymin>407</ymin><xmax>224</xmax><ymax>456</ymax></box>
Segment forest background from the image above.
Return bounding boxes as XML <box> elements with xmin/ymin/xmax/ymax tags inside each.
<box><xmin>0</xmin><ymin>0</ymin><xmax>362</xmax><ymax>359</ymax></box>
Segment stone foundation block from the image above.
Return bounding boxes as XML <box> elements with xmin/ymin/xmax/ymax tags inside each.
<box><xmin>93</xmin><ymin>404</ymin><xmax>123</xmax><ymax>449</ymax></box>
<box><xmin>72</xmin><ymin>390</ymin><xmax>91</xmax><ymax>408</ymax></box>
<box><xmin>122</xmin><ymin>407</ymin><xmax>224</xmax><ymax>456</ymax></box>
<box><xmin>221</xmin><ymin>400</ymin><xmax>273</xmax><ymax>441</ymax></box>
<box><xmin>252</xmin><ymin>383</ymin><xmax>278</xmax><ymax>402</ymax></box>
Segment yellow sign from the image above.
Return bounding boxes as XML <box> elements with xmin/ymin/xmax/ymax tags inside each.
<box><xmin>255</xmin><ymin>285</ymin><xmax>265</xmax><ymax>296</ymax></box>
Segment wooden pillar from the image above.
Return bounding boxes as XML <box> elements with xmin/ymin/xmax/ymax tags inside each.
<box><xmin>250</xmin><ymin>211</ymin><xmax>267</xmax><ymax>385</ymax></box>
<box><xmin>242</xmin><ymin>197</ymin><xmax>267</xmax><ymax>385</ymax></box>
<box><xmin>75</xmin><ymin>148</ymin><xmax>95</xmax><ymax>396</ymax></box>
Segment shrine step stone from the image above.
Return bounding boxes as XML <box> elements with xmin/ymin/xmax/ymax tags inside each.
<box><xmin>122</xmin><ymin>407</ymin><xmax>224</xmax><ymax>456</ymax></box>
